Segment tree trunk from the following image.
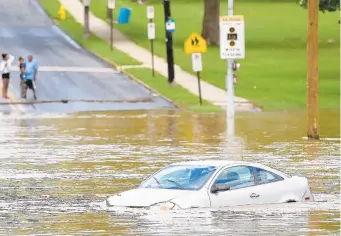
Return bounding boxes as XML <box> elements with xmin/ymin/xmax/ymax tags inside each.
<box><xmin>202</xmin><ymin>0</ymin><xmax>220</xmax><ymax>46</ymax></box>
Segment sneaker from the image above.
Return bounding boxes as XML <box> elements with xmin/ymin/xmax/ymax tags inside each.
<box><xmin>4</xmin><ymin>96</ymin><xmax>9</xmax><ymax>99</ymax></box>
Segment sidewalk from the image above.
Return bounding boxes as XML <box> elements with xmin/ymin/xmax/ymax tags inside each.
<box><xmin>58</xmin><ymin>0</ymin><xmax>260</xmax><ymax>112</ymax></box>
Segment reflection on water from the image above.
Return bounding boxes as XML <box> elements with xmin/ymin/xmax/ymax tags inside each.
<box><xmin>0</xmin><ymin>109</ymin><xmax>339</xmax><ymax>235</ymax></box>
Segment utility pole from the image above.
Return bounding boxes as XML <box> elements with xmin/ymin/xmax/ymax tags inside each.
<box><xmin>163</xmin><ymin>0</ymin><xmax>175</xmax><ymax>84</ymax></box>
<box><xmin>84</xmin><ymin>0</ymin><xmax>90</xmax><ymax>39</ymax></box>
<box><xmin>307</xmin><ymin>0</ymin><xmax>319</xmax><ymax>139</ymax></box>
<box><xmin>108</xmin><ymin>0</ymin><xmax>115</xmax><ymax>51</ymax></box>
<box><xmin>227</xmin><ymin>0</ymin><xmax>235</xmax><ymax>137</ymax></box>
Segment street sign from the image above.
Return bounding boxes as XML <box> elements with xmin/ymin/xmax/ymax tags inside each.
<box><xmin>219</xmin><ymin>15</ymin><xmax>245</xmax><ymax>59</ymax></box>
<box><xmin>184</xmin><ymin>32</ymin><xmax>207</xmax><ymax>55</ymax></box>
<box><xmin>84</xmin><ymin>0</ymin><xmax>90</xmax><ymax>6</ymax></box>
<box><xmin>147</xmin><ymin>22</ymin><xmax>155</xmax><ymax>40</ymax></box>
<box><xmin>192</xmin><ymin>53</ymin><xmax>203</xmax><ymax>72</ymax></box>
<box><xmin>184</xmin><ymin>33</ymin><xmax>206</xmax><ymax>105</ymax></box>
<box><xmin>108</xmin><ymin>0</ymin><xmax>115</xmax><ymax>9</ymax></box>
<box><xmin>165</xmin><ymin>19</ymin><xmax>175</xmax><ymax>33</ymax></box>
<box><xmin>147</xmin><ymin>6</ymin><xmax>154</xmax><ymax>19</ymax></box>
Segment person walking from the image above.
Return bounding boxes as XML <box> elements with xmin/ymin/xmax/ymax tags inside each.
<box><xmin>0</xmin><ymin>53</ymin><xmax>15</xmax><ymax>99</ymax></box>
<box><xmin>24</xmin><ymin>55</ymin><xmax>38</xmax><ymax>100</ymax></box>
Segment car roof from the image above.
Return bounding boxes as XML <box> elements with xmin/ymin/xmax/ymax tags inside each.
<box><xmin>166</xmin><ymin>160</ymin><xmax>289</xmax><ymax>178</ymax></box>
<box><xmin>169</xmin><ymin>160</ymin><xmax>267</xmax><ymax>168</ymax></box>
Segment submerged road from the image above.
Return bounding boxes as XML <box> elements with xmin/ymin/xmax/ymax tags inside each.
<box><xmin>0</xmin><ymin>0</ymin><xmax>174</xmax><ymax>113</ymax></box>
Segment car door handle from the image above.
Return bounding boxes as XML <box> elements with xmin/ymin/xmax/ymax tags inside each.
<box><xmin>250</xmin><ymin>193</ymin><xmax>260</xmax><ymax>198</ymax></box>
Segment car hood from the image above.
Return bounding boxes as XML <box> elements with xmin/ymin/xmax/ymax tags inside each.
<box><xmin>106</xmin><ymin>188</ymin><xmax>193</xmax><ymax>207</ymax></box>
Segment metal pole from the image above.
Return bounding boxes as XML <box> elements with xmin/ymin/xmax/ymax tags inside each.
<box><xmin>84</xmin><ymin>1</ymin><xmax>90</xmax><ymax>39</ymax></box>
<box><xmin>197</xmin><ymin>72</ymin><xmax>203</xmax><ymax>105</ymax></box>
<box><xmin>150</xmin><ymin>19</ymin><xmax>155</xmax><ymax>77</ymax></box>
<box><xmin>226</xmin><ymin>0</ymin><xmax>235</xmax><ymax>137</ymax></box>
<box><xmin>110</xmin><ymin>8</ymin><xmax>113</xmax><ymax>51</ymax></box>
<box><xmin>151</xmin><ymin>39</ymin><xmax>155</xmax><ymax>77</ymax></box>
<box><xmin>307</xmin><ymin>0</ymin><xmax>319</xmax><ymax>139</ymax></box>
<box><xmin>163</xmin><ymin>0</ymin><xmax>175</xmax><ymax>84</ymax></box>
<box><xmin>107</xmin><ymin>6</ymin><xmax>111</xmax><ymax>19</ymax></box>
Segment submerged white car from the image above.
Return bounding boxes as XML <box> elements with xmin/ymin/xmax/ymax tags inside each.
<box><xmin>106</xmin><ymin>161</ymin><xmax>314</xmax><ymax>210</ymax></box>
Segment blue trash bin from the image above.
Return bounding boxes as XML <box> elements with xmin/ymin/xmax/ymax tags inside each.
<box><xmin>117</xmin><ymin>7</ymin><xmax>131</xmax><ymax>24</ymax></box>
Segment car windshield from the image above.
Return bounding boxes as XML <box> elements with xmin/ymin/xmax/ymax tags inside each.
<box><xmin>139</xmin><ymin>165</ymin><xmax>217</xmax><ymax>191</ymax></box>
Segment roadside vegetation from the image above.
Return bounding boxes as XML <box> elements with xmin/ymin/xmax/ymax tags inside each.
<box><xmin>39</xmin><ymin>0</ymin><xmax>221</xmax><ymax>112</ymax></box>
<box><xmin>89</xmin><ymin>0</ymin><xmax>340</xmax><ymax>110</ymax></box>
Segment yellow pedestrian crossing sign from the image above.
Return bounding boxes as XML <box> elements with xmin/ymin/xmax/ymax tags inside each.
<box><xmin>184</xmin><ymin>32</ymin><xmax>208</xmax><ymax>55</ymax></box>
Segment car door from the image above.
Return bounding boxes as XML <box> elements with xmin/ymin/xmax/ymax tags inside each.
<box><xmin>209</xmin><ymin>165</ymin><xmax>261</xmax><ymax>207</ymax></box>
<box><xmin>251</xmin><ymin>167</ymin><xmax>288</xmax><ymax>204</ymax></box>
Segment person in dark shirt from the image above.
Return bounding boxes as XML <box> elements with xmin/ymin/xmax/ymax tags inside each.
<box><xmin>18</xmin><ymin>57</ymin><xmax>27</xmax><ymax>99</ymax></box>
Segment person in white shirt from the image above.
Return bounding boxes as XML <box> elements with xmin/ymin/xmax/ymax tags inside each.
<box><xmin>0</xmin><ymin>53</ymin><xmax>15</xmax><ymax>99</ymax></box>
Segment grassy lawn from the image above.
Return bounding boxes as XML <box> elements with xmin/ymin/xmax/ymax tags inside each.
<box><xmin>126</xmin><ymin>68</ymin><xmax>222</xmax><ymax>112</ymax></box>
<box><xmin>39</xmin><ymin>0</ymin><xmax>140</xmax><ymax>66</ymax></box>
<box><xmin>39</xmin><ymin>0</ymin><xmax>221</xmax><ymax>112</ymax></box>
<box><xmin>88</xmin><ymin>0</ymin><xmax>340</xmax><ymax>110</ymax></box>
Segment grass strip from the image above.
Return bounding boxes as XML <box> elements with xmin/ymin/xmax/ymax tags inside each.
<box><xmin>39</xmin><ymin>0</ymin><xmax>222</xmax><ymax>112</ymax></box>
<box><xmin>89</xmin><ymin>0</ymin><xmax>340</xmax><ymax>110</ymax></box>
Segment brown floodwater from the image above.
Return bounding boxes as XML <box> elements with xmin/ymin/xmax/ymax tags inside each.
<box><xmin>0</xmin><ymin>109</ymin><xmax>339</xmax><ymax>235</ymax></box>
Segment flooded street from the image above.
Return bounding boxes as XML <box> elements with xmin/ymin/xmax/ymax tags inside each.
<box><xmin>0</xmin><ymin>109</ymin><xmax>339</xmax><ymax>235</ymax></box>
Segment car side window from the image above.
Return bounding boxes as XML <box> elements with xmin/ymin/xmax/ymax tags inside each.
<box><xmin>254</xmin><ymin>167</ymin><xmax>284</xmax><ymax>184</ymax></box>
<box><xmin>214</xmin><ymin>166</ymin><xmax>255</xmax><ymax>190</ymax></box>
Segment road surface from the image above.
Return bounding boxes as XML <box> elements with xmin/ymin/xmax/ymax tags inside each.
<box><xmin>0</xmin><ymin>0</ymin><xmax>174</xmax><ymax>113</ymax></box>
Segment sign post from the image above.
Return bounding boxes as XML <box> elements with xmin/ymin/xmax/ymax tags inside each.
<box><xmin>192</xmin><ymin>53</ymin><xmax>203</xmax><ymax>105</ymax></box>
<box><xmin>163</xmin><ymin>0</ymin><xmax>175</xmax><ymax>84</ymax></box>
<box><xmin>83</xmin><ymin>0</ymin><xmax>91</xmax><ymax>39</ymax></box>
<box><xmin>108</xmin><ymin>0</ymin><xmax>115</xmax><ymax>51</ymax></box>
<box><xmin>219</xmin><ymin>14</ymin><xmax>245</xmax><ymax>136</ymax></box>
<box><xmin>184</xmin><ymin>32</ymin><xmax>208</xmax><ymax>106</ymax></box>
<box><xmin>147</xmin><ymin>6</ymin><xmax>155</xmax><ymax>77</ymax></box>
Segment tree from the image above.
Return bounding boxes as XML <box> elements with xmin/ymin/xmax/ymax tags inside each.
<box><xmin>201</xmin><ymin>0</ymin><xmax>220</xmax><ymax>46</ymax></box>
<box><xmin>298</xmin><ymin>0</ymin><xmax>340</xmax><ymax>12</ymax></box>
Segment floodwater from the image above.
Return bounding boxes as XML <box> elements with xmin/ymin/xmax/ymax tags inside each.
<box><xmin>0</xmin><ymin>109</ymin><xmax>339</xmax><ymax>236</ymax></box>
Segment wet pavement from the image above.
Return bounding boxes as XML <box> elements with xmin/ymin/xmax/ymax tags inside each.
<box><xmin>0</xmin><ymin>109</ymin><xmax>339</xmax><ymax>235</ymax></box>
<box><xmin>0</xmin><ymin>0</ymin><xmax>173</xmax><ymax>113</ymax></box>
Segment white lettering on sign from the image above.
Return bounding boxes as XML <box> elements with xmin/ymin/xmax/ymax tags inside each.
<box><xmin>219</xmin><ymin>15</ymin><xmax>245</xmax><ymax>59</ymax></box>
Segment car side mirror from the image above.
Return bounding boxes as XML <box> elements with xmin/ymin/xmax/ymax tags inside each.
<box><xmin>211</xmin><ymin>183</ymin><xmax>230</xmax><ymax>193</ymax></box>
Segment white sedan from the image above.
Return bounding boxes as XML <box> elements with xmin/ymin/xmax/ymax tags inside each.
<box><xmin>106</xmin><ymin>161</ymin><xmax>314</xmax><ymax>210</ymax></box>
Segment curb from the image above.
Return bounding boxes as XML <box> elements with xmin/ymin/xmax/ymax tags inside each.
<box><xmin>37</xmin><ymin>0</ymin><xmax>181</xmax><ymax>110</ymax></box>
<box><xmin>121</xmin><ymin>70</ymin><xmax>183</xmax><ymax>110</ymax></box>
<box><xmin>90</xmin><ymin>51</ymin><xmax>183</xmax><ymax>110</ymax></box>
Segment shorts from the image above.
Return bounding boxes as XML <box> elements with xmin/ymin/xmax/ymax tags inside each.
<box><xmin>25</xmin><ymin>80</ymin><xmax>34</xmax><ymax>90</ymax></box>
<box><xmin>20</xmin><ymin>74</ymin><xmax>25</xmax><ymax>80</ymax></box>
<box><xmin>2</xmin><ymin>73</ymin><xmax>10</xmax><ymax>79</ymax></box>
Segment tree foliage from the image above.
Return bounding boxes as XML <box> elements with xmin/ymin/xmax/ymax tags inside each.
<box><xmin>298</xmin><ymin>0</ymin><xmax>340</xmax><ymax>12</ymax></box>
